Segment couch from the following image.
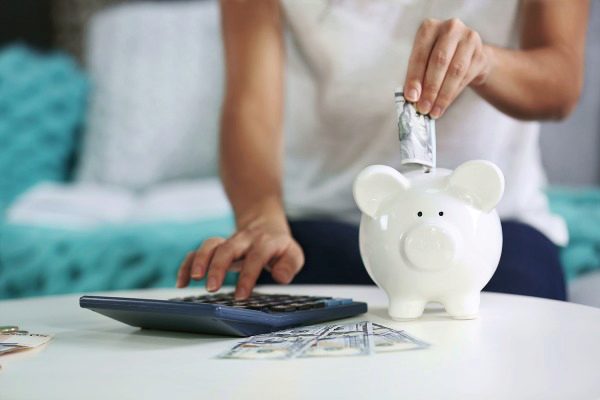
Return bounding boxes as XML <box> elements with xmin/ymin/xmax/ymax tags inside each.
<box><xmin>1</xmin><ymin>1</ymin><xmax>599</xmax><ymax>307</ymax></box>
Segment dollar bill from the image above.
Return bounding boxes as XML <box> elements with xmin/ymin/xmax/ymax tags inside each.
<box><xmin>0</xmin><ymin>332</ymin><xmax>53</xmax><ymax>356</ymax></box>
<box><xmin>218</xmin><ymin>322</ymin><xmax>428</xmax><ymax>360</ymax></box>
<box><xmin>372</xmin><ymin>323</ymin><xmax>430</xmax><ymax>353</ymax></box>
<box><xmin>395</xmin><ymin>90</ymin><xmax>436</xmax><ymax>168</ymax></box>
<box><xmin>219</xmin><ymin>326</ymin><xmax>329</xmax><ymax>360</ymax></box>
<box><xmin>301</xmin><ymin>321</ymin><xmax>374</xmax><ymax>357</ymax></box>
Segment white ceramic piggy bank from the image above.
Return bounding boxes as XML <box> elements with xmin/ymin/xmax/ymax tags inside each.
<box><xmin>353</xmin><ymin>160</ymin><xmax>504</xmax><ymax>320</ymax></box>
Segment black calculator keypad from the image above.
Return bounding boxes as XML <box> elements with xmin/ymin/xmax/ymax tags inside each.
<box><xmin>170</xmin><ymin>292</ymin><xmax>350</xmax><ymax>313</ymax></box>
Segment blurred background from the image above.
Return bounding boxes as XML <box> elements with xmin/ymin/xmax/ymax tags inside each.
<box><xmin>0</xmin><ymin>0</ymin><xmax>598</xmax><ymax>305</ymax></box>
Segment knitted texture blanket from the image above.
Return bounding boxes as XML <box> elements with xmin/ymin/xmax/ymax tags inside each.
<box><xmin>0</xmin><ymin>45</ymin><xmax>88</xmax><ymax>212</ymax></box>
<box><xmin>0</xmin><ymin>216</ymin><xmax>236</xmax><ymax>299</ymax></box>
<box><xmin>548</xmin><ymin>187</ymin><xmax>600</xmax><ymax>280</ymax></box>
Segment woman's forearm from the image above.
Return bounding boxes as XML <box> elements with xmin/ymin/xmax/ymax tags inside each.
<box><xmin>404</xmin><ymin>0</ymin><xmax>588</xmax><ymax>121</ymax></box>
<box><xmin>473</xmin><ymin>0</ymin><xmax>588</xmax><ymax>121</ymax></box>
<box><xmin>218</xmin><ymin>0</ymin><xmax>287</xmax><ymax>231</ymax></box>
<box><xmin>473</xmin><ymin>44</ymin><xmax>584</xmax><ymax>120</ymax></box>
<box><xmin>220</xmin><ymin>101</ymin><xmax>288</xmax><ymax>231</ymax></box>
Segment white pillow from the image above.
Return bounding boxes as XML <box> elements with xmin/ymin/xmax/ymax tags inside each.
<box><xmin>77</xmin><ymin>0</ymin><xmax>223</xmax><ymax>190</ymax></box>
<box><xmin>7</xmin><ymin>179</ymin><xmax>232</xmax><ymax>229</ymax></box>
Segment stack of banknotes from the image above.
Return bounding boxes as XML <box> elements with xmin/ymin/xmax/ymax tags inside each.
<box><xmin>0</xmin><ymin>329</ymin><xmax>53</xmax><ymax>359</ymax></box>
<box><xmin>219</xmin><ymin>321</ymin><xmax>429</xmax><ymax>360</ymax></box>
<box><xmin>395</xmin><ymin>90</ymin><xmax>436</xmax><ymax>169</ymax></box>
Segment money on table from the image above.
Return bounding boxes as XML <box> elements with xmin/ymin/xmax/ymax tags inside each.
<box><xmin>371</xmin><ymin>323</ymin><xmax>430</xmax><ymax>352</ymax></box>
<box><xmin>0</xmin><ymin>332</ymin><xmax>53</xmax><ymax>356</ymax></box>
<box><xmin>219</xmin><ymin>321</ymin><xmax>428</xmax><ymax>360</ymax></box>
<box><xmin>301</xmin><ymin>321</ymin><xmax>373</xmax><ymax>357</ymax></box>
<box><xmin>219</xmin><ymin>325</ymin><xmax>330</xmax><ymax>360</ymax></box>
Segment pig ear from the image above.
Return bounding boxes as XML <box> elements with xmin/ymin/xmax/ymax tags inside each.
<box><xmin>353</xmin><ymin>165</ymin><xmax>410</xmax><ymax>218</ymax></box>
<box><xmin>448</xmin><ymin>160</ymin><xmax>505</xmax><ymax>213</ymax></box>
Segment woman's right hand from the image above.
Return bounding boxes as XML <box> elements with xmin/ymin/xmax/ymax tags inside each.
<box><xmin>176</xmin><ymin>214</ymin><xmax>305</xmax><ymax>300</ymax></box>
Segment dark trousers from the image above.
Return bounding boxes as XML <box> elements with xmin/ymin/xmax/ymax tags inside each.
<box><xmin>258</xmin><ymin>219</ymin><xmax>567</xmax><ymax>301</ymax></box>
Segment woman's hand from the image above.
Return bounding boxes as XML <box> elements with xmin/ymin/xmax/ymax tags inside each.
<box><xmin>176</xmin><ymin>215</ymin><xmax>304</xmax><ymax>300</ymax></box>
<box><xmin>403</xmin><ymin>18</ymin><xmax>492</xmax><ymax>119</ymax></box>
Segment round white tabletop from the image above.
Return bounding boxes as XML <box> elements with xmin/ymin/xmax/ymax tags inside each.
<box><xmin>1</xmin><ymin>285</ymin><xmax>599</xmax><ymax>400</ymax></box>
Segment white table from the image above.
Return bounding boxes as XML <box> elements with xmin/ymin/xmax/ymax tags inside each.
<box><xmin>1</xmin><ymin>285</ymin><xmax>599</xmax><ymax>400</ymax></box>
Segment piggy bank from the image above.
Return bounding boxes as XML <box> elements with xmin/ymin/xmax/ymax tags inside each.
<box><xmin>353</xmin><ymin>160</ymin><xmax>504</xmax><ymax>320</ymax></box>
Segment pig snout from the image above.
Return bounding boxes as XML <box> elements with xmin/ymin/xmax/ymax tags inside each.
<box><xmin>402</xmin><ymin>223</ymin><xmax>461</xmax><ymax>271</ymax></box>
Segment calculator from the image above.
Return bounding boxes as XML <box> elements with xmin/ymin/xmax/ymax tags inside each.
<box><xmin>79</xmin><ymin>292</ymin><xmax>368</xmax><ymax>337</ymax></box>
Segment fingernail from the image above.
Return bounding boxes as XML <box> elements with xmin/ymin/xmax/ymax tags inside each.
<box><xmin>406</xmin><ymin>88</ymin><xmax>419</xmax><ymax>102</ymax></box>
<box><xmin>418</xmin><ymin>100</ymin><xmax>431</xmax><ymax>114</ymax></box>
<box><xmin>235</xmin><ymin>287</ymin><xmax>247</xmax><ymax>300</ymax></box>
<box><xmin>430</xmin><ymin>106</ymin><xmax>443</xmax><ymax>118</ymax></box>
<box><xmin>206</xmin><ymin>277</ymin><xmax>217</xmax><ymax>292</ymax></box>
<box><xmin>274</xmin><ymin>269</ymin><xmax>291</xmax><ymax>284</ymax></box>
<box><xmin>191</xmin><ymin>268</ymin><xmax>203</xmax><ymax>279</ymax></box>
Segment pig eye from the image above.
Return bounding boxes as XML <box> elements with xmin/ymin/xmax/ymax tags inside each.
<box><xmin>417</xmin><ymin>211</ymin><xmax>423</xmax><ymax>217</ymax></box>
<box><xmin>439</xmin><ymin>211</ymin><xmax>444</xmax><ymax>216</ymax></box>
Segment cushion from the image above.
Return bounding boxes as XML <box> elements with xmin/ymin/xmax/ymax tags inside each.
<box><xmin>6</xmin><ymin>178</ymin><xmax>232</xmax><ymax>228</ymax></box>
<box><xmin>76</xmin><ymin>0</ymin><xmax>224</xmax><ymax>190</ymax></box>
<box><xmin>0</xmin><ymin>45</ymin><xmax>88</xmax><ymax>212</ymax></box>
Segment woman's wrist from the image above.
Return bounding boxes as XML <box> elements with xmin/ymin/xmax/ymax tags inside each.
<box><xmin>234</xmin><ymin>195</ymin><xmax>289</xmax><ymax>233</ymax></box>
<box><xmin>469</xmin><ymin>44</ymin><xmax>496</xmax><ymax>89</ymax></box>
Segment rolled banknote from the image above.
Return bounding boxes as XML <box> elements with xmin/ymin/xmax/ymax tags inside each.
<box><xmin>395</xmin><ymin>90</ymin><xmax>436</xmax><ymax>168</ymax></box>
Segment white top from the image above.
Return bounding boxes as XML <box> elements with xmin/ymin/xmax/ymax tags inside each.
<box><xmin>281</xmin><ymin>0</ymin><xmax>568</xmax><ymax>246</ymax></box>
<box><xmin>2</xmin><ymin>285</ymin><xmax>599</xmax><ymax>399</ymax></box>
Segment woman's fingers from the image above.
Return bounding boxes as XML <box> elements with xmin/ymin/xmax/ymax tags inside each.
<box><xmin>404</xmin><ymin>18</ymin><xmax>439</xmax><ymax>102</ymax></box>
<box><xmin>235</xmin><ymin>236</ymin><xmax>282</xmax><ymax>299</ymax></box>
<box><xmin>176</xmin><ymin>222</ymin><xmax>305</xmax><ymax>296</ymax></box>
<box><xmin>270</xmin><ymin>243</ymin><xmax>304</xmax><ymax>284</ymax></box>
<box><xmin>430</xmin><ymin>38</ymin><xmax>476</xmax><ymax>118</ymax></box>
<box><xmin>405</xmin><ymin>18</ymin><xmax>488</xmax><ymax>118</ymax></box>
<box><xmin>176</xmin><ymin>252</ymin><xmax>195</xmax><ymax>288</ymax></box>
<box><xmin>417</xmin><ymin>20</ymin><xmax>463</xmax><ymax>115</ymax></box>
<box><xmin>205</xmin><ymin>233</ymin><xmax>253</xmax><ymax>292</ymax></box>
<box><xmin>190</xmin><ymin>237</ymin><xmax>226</xmax><ymax>280</ymax></box>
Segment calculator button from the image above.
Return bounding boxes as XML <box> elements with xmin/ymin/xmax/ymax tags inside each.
<box><xmin>308</xmin><ymin>296</ymin><xmax>332</xmax><ymax>301</ymax></box>
<box><xmin>305</xmin><ymin>301</ymin><xmax>326</xmax><ymax>309</ymax></box>
<box><xmin>269</xmin><ymin>305</ymin><xmax>297</xmax><ymax>312</ymax></box>
<box><xmin>246</xmin><ymin>303</ymin><xmax>269</xmax><ymax>311</ymax></box>
<box><xmin>293</xmin><ymin>303</ymin><xmax>313</xmax><ymax>310</ymax></box>
<box><xmin>323</xmin><ymin>298</ymin><xmax>353</xmax><ymax>307</ymax></box>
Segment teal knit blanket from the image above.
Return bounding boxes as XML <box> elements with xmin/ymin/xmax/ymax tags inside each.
<box><xmin>0</xmin><ymin>216</ymin><xmax>237</xmax><ymax>299</ymax></box>
<box><xmin>0</xmin><ymin>45</ymin><xmax>88</xmax><ymax>213</ymax></box>
<box><xmin>547</xmin><ymin>187</ymin><xmax>600</xmax><ymax>280</ymax></box>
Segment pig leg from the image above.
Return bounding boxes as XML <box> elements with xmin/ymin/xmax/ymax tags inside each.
<box><xmin>443</xmin><ymin>292</ymin><xmax>480</xmax><ymax>319</ymax></box>
<box><xmin>388</xmin><ymin>298</ymin><xmax>427</xmax><ymax>320</ymax></box>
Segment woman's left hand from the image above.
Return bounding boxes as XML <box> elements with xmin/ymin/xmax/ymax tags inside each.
<box><xmin>403</xmin><ymin>18</ymin><xmax>492</xmax><ymax>119</ymax></box>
